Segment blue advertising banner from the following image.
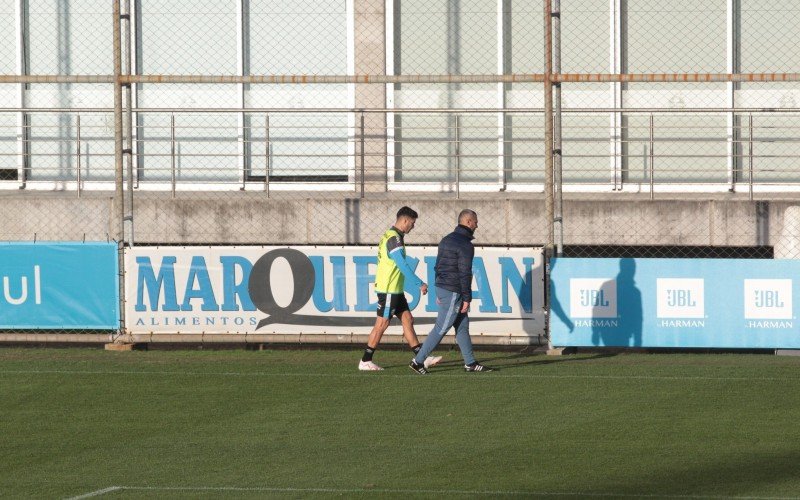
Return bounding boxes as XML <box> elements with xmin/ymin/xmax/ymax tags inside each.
<box><xmin>0</xmin><ymin>243</ymin><xmax>119</xmax><ymax>329</ymax></box>
<box><xmin>550</xmin><ymin>258</ymin><xmax>798</xmax><ymax>349</ymax></box>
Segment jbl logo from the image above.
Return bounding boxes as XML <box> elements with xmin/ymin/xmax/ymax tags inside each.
<box><xmin>754</xmin><ymin>290</ymin><xmax>784</xmax><ymax>308</ymax></box>
<box><xmin>667</xmin><ymin>289</ymin><xmax>697</xmax><ymax>307</ymax></box>
<box><xmin>744</xmin><ymin>280</ymin><xmax>792</xmax><ymax>320</ymax></box>
<box><xmin>580</xmin><ymin>289</ymin><xmax>609</xmax><ymax>307</ymax></box>
<box><xmin>657</xmin><ymin>279</ymin><xmax>704</xmax><ymax>319</ymax></box>
<box><xmin>569</xmin><ymin>278</ymin><xmax>617</xmax><ymax>318</ymax></box>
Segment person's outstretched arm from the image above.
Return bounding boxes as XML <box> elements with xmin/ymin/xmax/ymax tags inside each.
<box><xmin>388</xmin><ymin>246</ymin><xmax>425</xmax><ymax>288</ymax></box>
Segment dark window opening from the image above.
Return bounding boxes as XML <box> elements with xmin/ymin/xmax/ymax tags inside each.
<box><xmin>0</xmin><ymin>169</ymin><xmax>17</xmax><ymax>181</ymax></box>
<box><xmin>246</xmin><ymin>174</ymin><xmax>348</xmax><ymax>183</ymax></box>
<box><xmin>562</xmin><ymin>245</ymin><xmax>773</xmax><ymax>259</ymax></box>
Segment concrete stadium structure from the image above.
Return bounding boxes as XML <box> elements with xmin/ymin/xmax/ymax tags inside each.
<box><xmin>2</xmin><ymin>0</ymin><xmax>800</xmax><ymax>256</ymax></box>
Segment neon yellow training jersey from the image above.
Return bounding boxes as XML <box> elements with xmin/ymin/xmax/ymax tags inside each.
<box><xmin>375</xmin><ymin>227</ymin><xmax>410</xmax><ymax>294</ymax></box>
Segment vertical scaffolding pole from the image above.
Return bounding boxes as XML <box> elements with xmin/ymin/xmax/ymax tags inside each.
<box><xmin>553</xmin><ymin>0</ymin><xmax>563</xmax><ymax>256</ymax></box>
<box><xmin>112</xmin><ymin>0</ymin><xmax>126</xmax><ymax>340</ymax></box>
<box><xmin>544</xmin><ymin>0</ymin><xmax>554</xmax><ymax>253</ymax></box>
<box><xmin>236</xmin><ymin>0</ymin><xmax>247</xmax><ymax>192</ymax></box>
<box><xmin>726</xmin><ymin>0</ymin><xmax>738</xmax><ymax>190</ymax></box>
<box><xmin>122</xmin><ymin>0</ymin><xmax>134</xmax><ymax>246</ymax></box>
<box><xmin>544</xmin><ymin>0</ymin><xmax>554</xmax><ymax>350</ymax></box>
<box><xmin>610</xmin><ymin>0</ymin><xmax>623</xmax><ymax>191</ymax></box>
<box><xmin>113</xmin><ymin>0</ymin><xmax>124</xmax><ymax>243</ymax></box>
<box><xmin>15</xmin><ymin>0</ymin><xmax>26</xmax><ymax>189</ymax></box>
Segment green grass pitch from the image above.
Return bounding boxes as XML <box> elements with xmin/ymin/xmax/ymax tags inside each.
<box><xmin>2</xmin><ymin>347</ymin><xmax>800</xmax><ymax>498</ymax></box>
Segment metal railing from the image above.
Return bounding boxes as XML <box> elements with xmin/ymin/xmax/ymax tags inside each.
<box><xmin>3</xmin><ymin>107</ymin><xmax>800</xmax><ymax>198</ymax></box>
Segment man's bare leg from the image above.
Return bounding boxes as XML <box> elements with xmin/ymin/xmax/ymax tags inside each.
<box><xmin>359</xmin><ymin>317</ymin><xmax>390</xmax><ymax>370</ymax></box>
<box><xmin>399</xmin><ymin>310</ymin><xmax>420</xmax><ymax>346</ymax></box>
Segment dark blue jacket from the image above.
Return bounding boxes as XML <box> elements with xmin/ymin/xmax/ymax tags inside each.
<box><xmin>434</xmin><ymin>225</ymin><xmax>475</xmax><ymax>302</ymax></box>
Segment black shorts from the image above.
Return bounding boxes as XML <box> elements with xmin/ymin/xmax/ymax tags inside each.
<box><xmin>376</xmin><ymin>293</ymin><xmax>409</xmax><ymax>319</ymax></box>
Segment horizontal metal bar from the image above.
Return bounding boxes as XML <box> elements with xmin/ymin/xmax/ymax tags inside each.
<box><xmin>0</xmin><ymin>75</ymin><xmax>116</xmax><ymax>83</ymax></box>
<box><xmin>554</xmin><ymin>73</ymin><xmax>800</xmax><ymax>83</ymax></box>
<box><xmin>10</xmin><ymin>152</ymin><xmax>800</xmax><ymax>162</ymax></box>
<box><xmin>0</xmin><ymin>74</ymin><xmax>546</xmax><ymax>84</ymax></box>
<box><xmin>4</xmin><ymin>107</ymin><xmax>800</xmax><ymax>114</ymax></box>
<box><xmin>3</xmin><ymin>72</ymin><xmax>800</xmax><ymax>84</ymax></box>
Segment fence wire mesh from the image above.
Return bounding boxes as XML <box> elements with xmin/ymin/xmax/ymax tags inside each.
<box><xmin>554</xmin><ymin>0</ymin><xmax>800</xmax><ymax>259</ymax></box>
<box><xmin>2</xmin><ymin>1</ymin><xmax>800</xmax><ymax>339</ymax></box>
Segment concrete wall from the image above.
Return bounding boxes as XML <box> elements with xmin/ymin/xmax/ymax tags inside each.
<box><xmin>5</xmin><ymin>191</ymin><xmax>800</xmax><ymax>252</ymax></box>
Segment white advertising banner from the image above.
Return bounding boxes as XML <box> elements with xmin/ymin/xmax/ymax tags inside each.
<box><xmin>125</xmin><ymin>246</ymin><xmax>544</xmax><ymax>337</ymax></box>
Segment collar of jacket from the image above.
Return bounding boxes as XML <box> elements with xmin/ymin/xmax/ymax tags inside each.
<box><xmin>455</xmin><ymin>224</ymin><xmax>474</xmax><ymax>239</ymax></box>
<box><xmin>390</xmin><ymin>225</ymin><xmax>405</xmax><ymax>236</ymax></box>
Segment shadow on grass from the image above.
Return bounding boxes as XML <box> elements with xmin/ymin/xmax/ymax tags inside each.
<box><xmin>599</xmin><ymin>449</ymin><xmax>800</xmax><ymax>497</ymax></box>
<box><xmin>380</xmin><ymin>352</ymin><xmax>617</xmax><ymax>372</ymax></box>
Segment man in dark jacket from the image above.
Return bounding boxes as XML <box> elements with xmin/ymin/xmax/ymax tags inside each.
<box><xmin>409</xmin><ymin>209</ymin><xmax>493</xmax><ymax>374</ymax></box>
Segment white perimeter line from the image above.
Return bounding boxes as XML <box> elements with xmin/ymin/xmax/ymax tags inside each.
<box><xmin>3</xmin><ymin>369</ymin><xmax>799</xmax><ymax>382</ymax></box>
<box><xmin>65</xmin><ymin>485</ymin><xmax>800</xmax><ymax>499</ymax></box>
<box><xmin>66</xmin><ymin>486</ymin><xmax>122</xmax><ymax>499</ymax></box>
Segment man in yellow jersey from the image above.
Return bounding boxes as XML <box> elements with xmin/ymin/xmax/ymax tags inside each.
<box><xmin>359</xmin><ymin>206</ymin><xmax>442</xmax><ymax>371</ymax></box>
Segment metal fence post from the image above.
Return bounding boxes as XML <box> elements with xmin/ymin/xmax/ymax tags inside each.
<box><xmin>360</xmin><ymin>111</ymin><xmax>365</xmax><ymax>199</ymax></box>
<box><xmin>544</xmin><ymin>0</ymin><xmax>554</xmax><ymax>351</ymax></box>
<box><xmin>171</xmin><ymin>112</ymin><xmax>176</xmax><ymax>198</ymax></box>
<box><xmin>113</xmin><ymin>0</ymin><xmax>124</xmax><ymax>243</ymax></box>
<box><xmin>748</xmin><ymin>113</ymin><xmax>754</xmax><ymax>201</ymax></box>
<box><xmin>112</xmin><ymin>0</ymin><xmax>126</xmax><ymax>341</ymax></box>
<box><xmin>123</xmin><ymin>0</ymin><xmax>134</xmax><ymax>246</ymax></box>
<box><xmin>553</xmin><ymin>0</ymin><xmax>563</xmax><ymax>256</ymax></box>
<box><xmin>265</xmin><ymin>113</ymin><xmax>270</xmax><ymax>196</ymax></box>
<box><xmin>544</xmin><ymin>0</ymin><xmax>554</xmax><ymax>254</ymax></box>
<box><xmin>76</xmin><ymin>114</ymin><xmax>81</xmax><ymax>198</ymax></box>
<box><xmin>649</xmin><ymin>113</ymin><xmax>654</xmax><ymax>200</ymax></box>
<box><xmin>455</xmin><ymin>113</ymin><xmax>460</xmax><ymax>200</ymax></box>
<box><xmin>242</xmin><ymin>114</ymin><xmax>248</xmax><ymax>191</ymax></box>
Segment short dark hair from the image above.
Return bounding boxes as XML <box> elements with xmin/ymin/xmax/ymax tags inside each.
<box><xmin>458</xmin><ymin>209</ymin><xmax>477</xmax><ymax>224</ymax></box>
<box><xmin>396</xmin><ymin>206</ymin><xmax>418</xmax><ymax>220</ymax></box>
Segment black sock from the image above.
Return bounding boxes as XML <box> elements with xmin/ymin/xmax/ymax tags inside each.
<box><xmin>362</xmin><ymin>346</ymin><xmax>376</xmax><ymax>362</ymax></box>
<box><xmin>411</xmin><ymin>344</ymin><xmax>421</xmax><ymax>355</ymax></box>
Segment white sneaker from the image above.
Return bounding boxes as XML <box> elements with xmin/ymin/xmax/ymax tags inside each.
<box><xmin>423</xmin><ymin>356</ymin><xmax>443</xmax><ymax>369</ymax></box>
<box><xmin>358</xmin><ymin>360</ymin><xmax>384</xmax><ymax>371</ymax></box>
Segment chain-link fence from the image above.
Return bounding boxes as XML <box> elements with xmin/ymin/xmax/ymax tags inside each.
<box><xmin>2</xmin><ymin>1</ymin><xmax>800</xmax><ymax>340</ymax></box>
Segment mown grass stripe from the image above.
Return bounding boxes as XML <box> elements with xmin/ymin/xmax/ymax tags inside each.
<box><xmin>69</xmin><ymin>485</ymin><xmax>800</xmax><ymax>499</ymax></box>
<box><xmin>1</xmin><ymin>369</ymin><xmax>798</xmax><ymax>382</ymax></box>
